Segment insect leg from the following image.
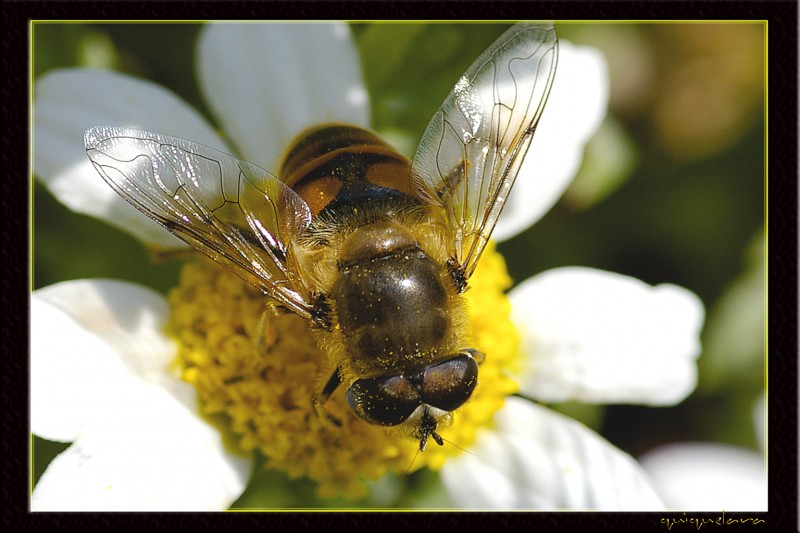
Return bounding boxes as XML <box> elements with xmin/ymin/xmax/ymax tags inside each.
<box><xmin>255</xmin><ymin>303</ymin><xmax>296</xmax><ymax>356</ymax></box>
<box><xmin>320</xmin><ymin>366</ymin><xmax>343</xmax><ymax>401</ymax></box>
<box><xmin>312</xmin><ymin>366</ymin><xmax>343</xmax><ymax>427</ymax></box>
<box><xmin>310</xmin><ymin>293</ymin><xmax>334</xmax><ymax>331</ymax></box>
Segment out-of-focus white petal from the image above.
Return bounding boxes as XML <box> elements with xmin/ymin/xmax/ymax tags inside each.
<box><xmin>510</xmin><ymin>267</ymin><xmax>704</xmax><ymax>405</ymax></box>
<box><xmin>440</xmin><ymin>397</ymin><xmax>664</xmax><ymax>510</ymax></box>
<box><xmin>197</xmin><ymin>22</ymin><xmax>369</xmax><ymax>170</ymax></box>
<box><xmin>32</xmin><ymin>376</ymin><xmax>251</xmax><ymax>511</ymax></box>
<box><xmin>639</xmin><ymin>443</ymin><xmax>767</xmax><ymax>511</ymax></box>
<box><xmin>34</xmin><ymin>69</ymin><xmax>230</xmax><ymax>248</ymax></box>
<box><xmin>31</xmin><ymin>280</ymin><xmax>251</xmax><ymax>510</ymax></box>
<box><xmin>34</xmin><ymin>279</ymin><xmax>186</xmax><ymax>400</ymax></box>
<box><xmin>494</xmin><ymin>41</ymin><xmax>609</xmax><ymax>241</ymax></box>
<box><xmin>31</xmin><ymin>296</ymin><xmax>127</xmax><ymax>442</ymax></box>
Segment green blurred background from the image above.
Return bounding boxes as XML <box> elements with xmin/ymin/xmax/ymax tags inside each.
<box><xmin>32</xmin><ymin>22</ymin><xmax>766</xmax><ymax>508</ymax></box>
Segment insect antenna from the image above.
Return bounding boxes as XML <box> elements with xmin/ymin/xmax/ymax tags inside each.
<box><xmin>403</xmin><ymin>447</ymin><xmax>423</xmax><ymax>477</ymax></box>
<box><xmin>438</xmin><ymin>436</ymin><xmax>477</xmax><ymax>458</ymax></box>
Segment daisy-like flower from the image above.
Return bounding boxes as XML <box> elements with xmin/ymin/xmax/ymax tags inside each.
<box><xmin>32</xmin><ymin>22</ymin><xmax>704</xmax><ymax>510</ymax></box>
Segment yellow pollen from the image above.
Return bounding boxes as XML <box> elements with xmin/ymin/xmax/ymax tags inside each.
<box><xmin>166</xmin><ymin>242</ymin><xmax>519</xmax><ymax>498</ymax></box>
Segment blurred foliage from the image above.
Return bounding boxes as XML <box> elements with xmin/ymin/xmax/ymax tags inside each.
<box><xmin>700</xmin><ymin>230</ymin><xmax>765</xmax><ymax>394</ymax></box>
<box><xmin>229</xmin><ymin>455</ymin><xmax>453</xmax><ymax>509</ymax></box>
<box><xmin>31</xmin><ymin>22</ymin><xmax>766</xmax><ymax>506</ymax></box>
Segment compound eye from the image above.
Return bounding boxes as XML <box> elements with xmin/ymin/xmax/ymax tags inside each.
<box><xmin>421</xmin><ymin>354</ymin><xmax>479</xmax><ymax>412</ymax></box>
<box><xmin>346</xmin><ymin>374</ymin><xmax>421</xmax><ymax>426</ymax></box>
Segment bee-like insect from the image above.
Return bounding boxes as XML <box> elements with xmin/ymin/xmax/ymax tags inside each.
<box><xmin>84</xmin><ymin>22</ymin><xmax>558</xmax><ymax>451</ymax></box>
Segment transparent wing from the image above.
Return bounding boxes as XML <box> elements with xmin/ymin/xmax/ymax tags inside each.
<box><xmin>410</xmin><ymin>22</ymin><xmax>558</xmax><ymax>279</ymax></box>
<box><xmin>84</xmin><ymin>126</ymin><xmax>315</xmax><ymax>318</ymax></box>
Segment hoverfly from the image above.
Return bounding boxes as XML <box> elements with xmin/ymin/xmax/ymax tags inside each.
<box><xmin>84</xmin><ymin>22</ymin><xmax>558</xmax><ymax>451</ymax></box>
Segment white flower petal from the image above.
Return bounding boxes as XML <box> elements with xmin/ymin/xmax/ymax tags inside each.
<box><xmin>34</xmin><ymin>69</ymin><xmax>230</xmax><ymax>248</ymax></box>
<box><xmin>197</xmin><ymin>22</ymin><xmax>369</xmax><ymax>170</ymax></box>
<box><xmin>31</xmin><ymin>280</ymin><xmax>251</xmax><ymax>510</ymax></box>
<box><xmin>33</xmin><ymin>279</ymin><xmax>188</xmax><ymax>401</ymax></box>
<box><xmin>510</xmin><ymin>267</ymin><xmax>704</xmax><ymax>405</ymax></box>
<box><xmin>494</xmin><ymin>41</ymin><xmax>609</xmax><ymax>241</ymax></box>
<box><xmin>639</xmin><ymin>443</ymin><xmax>767</xmax><ymax>511</ymax></box>
<box><xmin>31</xmin><ymin>297</ymin><xmax>127</xmax><ymax>442</ymax></box>
<box><xmin>441</xmin><ymin>397</ymin><xmax>664</xmax><ymax>510</ymax></box>
<box><xmin>32</xmin><ymin>376</ymin><xmax>251</xmax><ymax>511</ymax></box>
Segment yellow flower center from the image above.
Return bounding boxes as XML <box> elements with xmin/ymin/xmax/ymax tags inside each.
<box><xmin>167</xmin><ymin>242</ymin><xmax>519</xmax><ymax>499</ymax></box>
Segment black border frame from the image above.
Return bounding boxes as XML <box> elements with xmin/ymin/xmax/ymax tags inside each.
<box><xmin>6</xmin><ymin>1</ymin><xmax>796</xmax><ymax>530</ymax></box>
